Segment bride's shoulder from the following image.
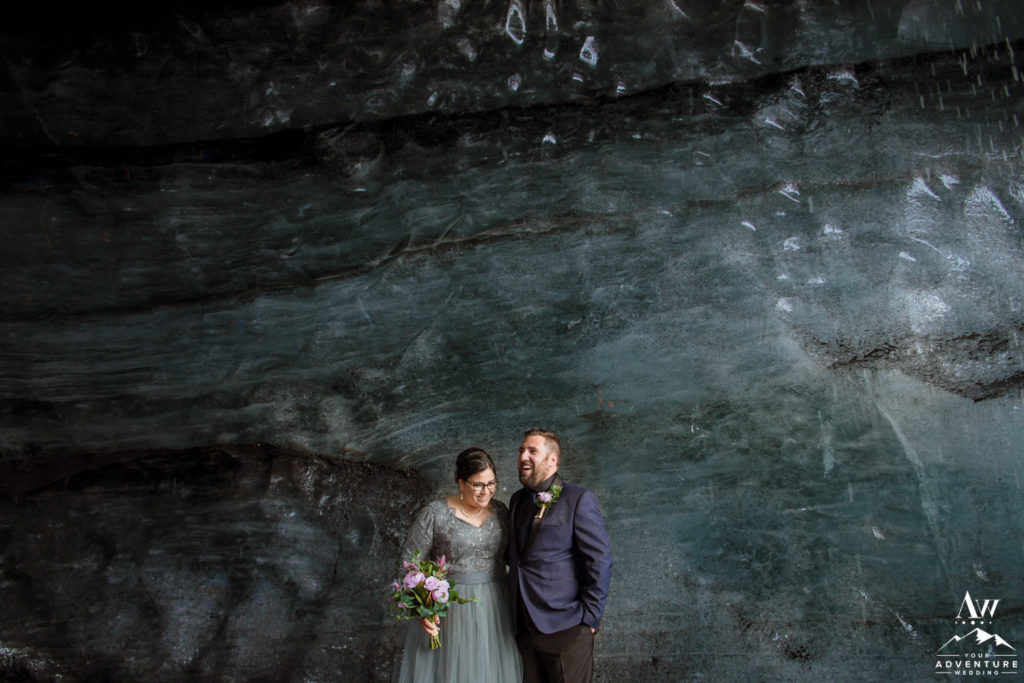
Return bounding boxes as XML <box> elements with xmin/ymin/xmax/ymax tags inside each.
<box><xmin>418</xmin><ymin>499</ymin><xmax>449</xmax><ymax>517</ymax></box>
<box><xmin>430</xmin><ymin>498</ymin><xmax>453</xmax><ymax>511</ymax></box>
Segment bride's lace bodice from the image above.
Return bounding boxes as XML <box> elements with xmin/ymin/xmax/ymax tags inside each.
<box><xmin>398</xmin><ymin>500</ymin><xmax>510</xmax><ymax>577</ymax></box>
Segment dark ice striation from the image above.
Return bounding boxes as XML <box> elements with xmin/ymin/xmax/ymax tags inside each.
<box><xmin>2</xmin><ymin>1</ymin><xmax>1024</xmax><ymax>681</ymax></box>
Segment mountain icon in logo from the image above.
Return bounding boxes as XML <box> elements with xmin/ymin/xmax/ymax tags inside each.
<box><xmin>938</xmin><ymin>628</ymin><xmax>1016</xmax><ymax>654</ymax></box>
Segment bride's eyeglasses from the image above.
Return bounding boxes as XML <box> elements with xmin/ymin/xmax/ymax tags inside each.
<box><xmin>469</xmin><ymin>480</ymin><xmax>498</xmax><ymax>492</ymax></box>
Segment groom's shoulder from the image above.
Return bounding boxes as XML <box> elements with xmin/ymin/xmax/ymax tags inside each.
<box><xmin>558</xmin><ymin>480</ymin><xmax>596</xmax><ymax>501</ymax></box>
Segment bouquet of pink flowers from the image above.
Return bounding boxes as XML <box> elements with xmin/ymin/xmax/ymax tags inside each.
<box><xmin>389</xmin><ymin>551</ymin><xmax>478</xmax><ymax>649</ymax></box>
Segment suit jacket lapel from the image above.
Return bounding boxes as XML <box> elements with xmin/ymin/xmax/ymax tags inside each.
<box><xmin>511</xmin><ymin>490</ymin><xmax>531</xmax><ymax>553</ymax></box>
<box><xmin>510</xmin><ymin>494</ymin><xmax>519</xmax><ymax>538</ymax></box>
<box><xmin>523</xmin><ymin>474</ymin><xmax>563</xmax><ymax>556</ymax></box>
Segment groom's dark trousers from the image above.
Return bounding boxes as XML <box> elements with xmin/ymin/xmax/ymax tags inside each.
<box><xmin>508</xmin><ymin>475</ymin><xmax>612</xmax><ymax>683</ymax></box>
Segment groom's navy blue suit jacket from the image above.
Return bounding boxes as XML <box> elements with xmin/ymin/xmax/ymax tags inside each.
<box><xmin>507</xmin><ymin>477</ymin><xmax>612</xmax><ymax>634</ymax></box>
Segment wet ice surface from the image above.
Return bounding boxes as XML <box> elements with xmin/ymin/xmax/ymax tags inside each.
<box><xmin>3</xmin><ymin>0</ymin><xmax>1019</xmax><ymax>147</ymax></box>
<box><xmin>3</xmin><ymin>2</ymin><xmax>1024</xmax><ymax>681</ymax></box>
<box><xmin>0</xmin><ymin>446</ymin><xmax>426</xmax><ymax>681</ymax></box>
<box><xmin>5</xmin><ymin>52</ymin><xmax>1024</xmax><ymax>451</ymax></box>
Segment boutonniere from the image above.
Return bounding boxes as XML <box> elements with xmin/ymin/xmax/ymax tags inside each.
<box><xmin>534</xmin><ymin>484</ymin><xmax>563</xmax><ymax>519</ymax></box>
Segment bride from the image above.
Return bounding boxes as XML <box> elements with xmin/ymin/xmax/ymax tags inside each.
<box><xmin>395</xmin><ymin>447</ymin><xmax>522</xmax><ymax>682</ymax></box>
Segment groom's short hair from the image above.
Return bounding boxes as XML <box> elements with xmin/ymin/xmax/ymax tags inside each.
<box><xmin>523</xmin><ymin>428</ymin><xmax>560</xmax><ymax>460</ymax></box>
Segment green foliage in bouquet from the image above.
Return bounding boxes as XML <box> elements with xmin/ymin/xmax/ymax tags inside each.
<box><xmin>389</xmin><ymin>551</ymin><xmax>479</xmax><ymax>648</ymax></box>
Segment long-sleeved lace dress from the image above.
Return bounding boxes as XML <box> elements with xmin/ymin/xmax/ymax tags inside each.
<box><xmin>396</xmin><ymin>499</ymin><xmax>522</xmax><ymax>683</ymax></box>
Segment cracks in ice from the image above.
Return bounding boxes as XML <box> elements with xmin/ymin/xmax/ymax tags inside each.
<box><xmin>802</xmin><ymin>318</ymin><xmax>1024</xmax><ymax>401</ymax></box>
<box><xmin>855</xmin><ymin>589</ymin><xmax>920</xmax><ymax>641</ymax></box>
<box><xmin>909</xmin><ymin>177</ymin><xmax>942</xmax><ymax>201</ymax></box>
<box><xmin>872</xmin><ymin>398</ymin><xmax>952</xmax><ymax>588</ymax></box>
<box><xmin>818</xmin><ymin>410</ymin><xmax>835</xmax><ymax>476</ymax></box>
<box><xmin>732</xmin><ymin>1</ymin><xmax>766</xmax><ymax>65</ymax></box>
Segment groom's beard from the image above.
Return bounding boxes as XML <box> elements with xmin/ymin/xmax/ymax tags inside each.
<box><xmin>518</xmin><ymin>470</ymin><xmax>540</xmax><ymax>489</ymax></box>
<box><xmin>518</xmin><ymin>463</ymin><xmax>553</xmax><ymax>491</ymax></box>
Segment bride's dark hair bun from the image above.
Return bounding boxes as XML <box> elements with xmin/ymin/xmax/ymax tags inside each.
<box><xmin>456</xmin><ymin>447</ymin><xmax>495</xmax><ymax>483</ymax></box>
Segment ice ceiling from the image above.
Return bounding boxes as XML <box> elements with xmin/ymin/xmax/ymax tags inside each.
<box><xmin>2</xmin><ymin>1</ymin><xmax>1024</xmax><ymax>680</ymax></box>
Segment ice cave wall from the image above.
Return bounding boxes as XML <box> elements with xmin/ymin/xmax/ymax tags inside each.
<box><xmin>2</xmin><ymin>1</ymin><xmax>1024</xmax><ymax>680</ymax></box>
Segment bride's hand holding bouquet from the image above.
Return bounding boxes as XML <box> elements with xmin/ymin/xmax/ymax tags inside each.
<box><xmin>389</xmin><ymin>552</ymin><xmax>478</xmax><ymax>649</ymax></box>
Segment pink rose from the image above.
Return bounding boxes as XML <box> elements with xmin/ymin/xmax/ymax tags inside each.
<box><xmin>537</xmin><ymin>491</ymin><xmax>553</xmax><ymax>503</ymax></box>
<box><xmin>403</xmin><ymin>571</ymin><xmax>425</xmax><ymax>588</ymax></box>
<box><xmin>431</xmin><ymin>589</ymin><xmax>449</xmax><ymax>604</ymax></box>
<box><xmin>423</xmin><ymin>576</ymin><xmax>441</xmax><ymax>591</ymax></box>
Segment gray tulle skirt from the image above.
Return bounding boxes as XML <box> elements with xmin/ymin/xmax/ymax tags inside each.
<box><xmin>396</xmin><ymin>576</ymin><xmax>522</xmax><ymax>683</ymax></box>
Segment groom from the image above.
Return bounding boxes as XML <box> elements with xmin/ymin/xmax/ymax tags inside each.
<box><xmin>507</xmin><ymin>428</ymin><xmax>613</xmax><ymax>683</ymax></box>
